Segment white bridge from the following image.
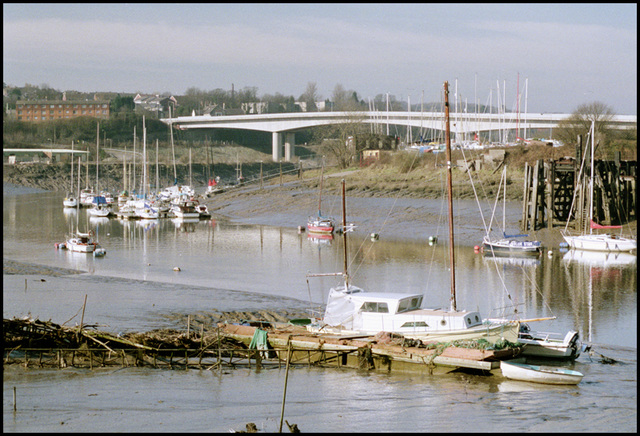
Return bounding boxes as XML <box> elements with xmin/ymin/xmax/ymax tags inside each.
<box><xmin>161</xmin><ymin>111</ymin><xmax>637</xmax><ymax>162</ymax></box>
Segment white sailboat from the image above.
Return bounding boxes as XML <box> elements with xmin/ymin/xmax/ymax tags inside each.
<box><xmin>66</xmin><ymin>157</ymin><xmax>101</xmax><ymax>254</ymax></box>
<box><xmin>306</xmin><ymin>82</ymin><xmax>520</xmax><ymax>345</ymax></box>
<box><xmin>307</xmin><ymin>162</ymin><xmax>335</xmax><ymax>234</ymax></box>
<box><xmin>483</xmin><ymin>166</ymin><xmax>541</xmax><ymax>256</ymax></box>
<box><xmin>562</xmin><ymin>121</ymin><xmax>636</xmax><ymax>252</ymax></box>
<box><xmin>63</xmin><ymin>144</ymin><xmax>77</xmax><ymax>208</ymax></box>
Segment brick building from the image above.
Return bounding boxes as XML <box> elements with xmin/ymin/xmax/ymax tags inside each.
<box><xmin>15</xmin><ymin>99</ymin><xmax>110</xmax><ymax>122</ymax></box>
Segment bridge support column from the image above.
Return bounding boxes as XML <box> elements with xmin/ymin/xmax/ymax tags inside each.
<box><xmin>272</xmin><ymin>132</ymin><xmax>282</xmax><ymax>162</ymax></box>
<box><xmin>284</xmin><ymin>132</ymin><xmax>295</xmax><ymax>162</ymax></box>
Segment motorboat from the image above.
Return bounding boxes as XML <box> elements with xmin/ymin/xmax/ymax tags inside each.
<box><xmin>518</xmin><ymin>324</ymin><xmax>583</xmax><ymax>359</ymax></box>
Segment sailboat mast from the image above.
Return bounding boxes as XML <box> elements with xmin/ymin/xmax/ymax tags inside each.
<box><xmin>341</xmin><ymin>179</ymin><xmax>349</xmax><ymax>288</ymax></box>
<box><xmin>589</xmin><ymin>121</ymin><xmax>595</xmax><ymax>234</ymax></box>
<box><xmin>444</xmin><ymin>81</ymin><xmax>457</xmax><ymax>312</ymax></box>
<box><xmin>96</xmin><ymin>122</ymin><xmax>100</xmax><ymax>193</ymax></box>
<box><xmin>317</xmin><ymin>162</ymin><xmax>325</xmax><ymax>216</ymax></box>
<box><xmin>169</xmin><ymin>105</ymin><xmax>177</xmax><ymax>184</ymax></box>
<box><xmin>70</xmin><ymin>141</ymin><xmax>74</xmax><ymax>193</ymax></box>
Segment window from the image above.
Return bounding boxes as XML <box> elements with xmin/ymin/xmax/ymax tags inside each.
<box><xmin>397</xmin><ymin>297</ymin><xmax>422</xmax><ymax>313</ymax></box>
<box><xmin>400</xmin><ymin>321</ymin><xmax>428</xmax><ymax>328</ymax></box>
<box><xmin>361</xmin><ymin>302</ymin><xmax>389</xmax><ymax>313</ymax></box>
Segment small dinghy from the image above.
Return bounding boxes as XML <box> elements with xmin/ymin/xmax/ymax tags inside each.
<box><xmin>500</xmin><ymin>361</ymin><xmax>584</xmax><ymax>385</ymax></box>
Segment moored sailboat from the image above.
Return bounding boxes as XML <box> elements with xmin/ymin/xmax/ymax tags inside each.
<box><xmin>306</xmin><ymin>82</ymin><xmax>520</xmax><ymax>345</ymax></box>
<box><xmin>562</xmin><ymin>121</ymin><xmax>636</xmax><ymax>253</ymax></box>
<box><xmin>307</xmin><ymin>162</ymin><xmax>335</xmax><ymax>234</ymax></box>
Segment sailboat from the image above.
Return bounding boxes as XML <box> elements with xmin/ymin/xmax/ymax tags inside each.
<box><xmin>63</xmin><ymin>151</ymin><xmax>77</xmax><ymax>208</ymax></box>
<box><xmin>306</xmin><ymin>82</ymin><xmax>520</xmax><ymax>344</ymax></box>
<box><xmin>482</xmin><ymin>166</ymin><xmax>541</xmax><ymax>256</ymax></box>
<box><xmin>562</xmin><ymin>121</ymin><xmax>636</xmax><ymax>252</ymax></box>
<box><xmin>66</xmin><ymin>157</ymin><xmax>101</xmax><ymax>254</ymax></box>
<box><xmin>307</xmin><ymin>162</ymin><xmax>335</xmax><ymax>234</ymax></box>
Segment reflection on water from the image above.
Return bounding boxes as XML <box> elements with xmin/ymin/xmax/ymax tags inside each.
<box><xmin>2</xmin><ymin>190</ymin><xmax>637</xmax><ymax>347</ymax></box>
<box><xmin>2</xmin><ymin>189</ymin><xmax>637</xmax><ymax>433</ymax></box>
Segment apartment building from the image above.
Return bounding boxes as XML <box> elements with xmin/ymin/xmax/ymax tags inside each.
<box><xmin>16</xmin><ymin>99</ymin><xmax>110</xmax><ymax>122</ymax></box>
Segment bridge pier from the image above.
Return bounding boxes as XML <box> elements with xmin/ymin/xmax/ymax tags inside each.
<box><xmin>272</xmin><ymin>132</ymin><xmax>281</xmax><ymax>162</ymax></box>
<box><xmin>272</xmin><ymin>132</ymin><xmax>295</xmax><ymax>162</ymax></box>
<box><xmin>284</xmin><ymin>132</ymin><xmax>295</xmax><ymax>162</ymax></box>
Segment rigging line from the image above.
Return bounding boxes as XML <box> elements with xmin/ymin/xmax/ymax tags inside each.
<box><xmin>458</xmin><ymin>146</ymin><xmax>491</xmax><ymax>236</ymax></box>
<box><xmin>347</xmin><ymin>150</ymin><xmax>423</xmax><ymax>279</ymax></box>
<box><xmin>564</xmin><ymin>123</ymin><xmax>591</xmax><ymax>232</ymax></box>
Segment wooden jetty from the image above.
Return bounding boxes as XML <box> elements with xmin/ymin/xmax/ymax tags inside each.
<box><xmin>218</xmin><ymin>322</ymin><xmax>522</xmax><ymax>375</ymax></box>
<box><xmin>521</xmin><ymin>150</ymin><xmax>636</xmax><ymax>232</ymax></box>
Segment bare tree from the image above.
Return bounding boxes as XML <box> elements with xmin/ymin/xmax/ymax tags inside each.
<box><xmin>299</xmin><ymin>82</ymin><xmax>320</xmax><ymax>111</ymax></box>
<box><xmin>314</xmin><ymin>111</ymin><xmax>368</xmax><ymax>168</ymax></box>
<box><xmin>555</xmin><ymin>101</ymin><xmax>616</xmax><ymax>147</ymax></box>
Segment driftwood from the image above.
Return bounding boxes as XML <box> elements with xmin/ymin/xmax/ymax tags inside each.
<box><xmin>3</xmin><ymin>317</ymin><xmax>248</xmax><ymax>369</ymax></box>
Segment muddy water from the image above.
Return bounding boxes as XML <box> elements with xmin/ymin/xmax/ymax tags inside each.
<box><xmin>3</xmin><ymin>186</ymin><xmax>637</xmax><ymax>432</ymax></box>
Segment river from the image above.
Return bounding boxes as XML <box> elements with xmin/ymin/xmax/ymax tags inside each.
<box><xmin>3</xmin><ymin>186</ymin><xmax>637</xmax><ymax>432</ymax></box>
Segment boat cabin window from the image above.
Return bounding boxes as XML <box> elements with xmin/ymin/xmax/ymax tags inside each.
<box><xmin>400</xmin><ymin>321</ymin><xmax>428</xmax><ymax>328</ymax></box>
<box><xmin>360</xmin><ymin>302</ymin><xmax>389</xmax><ymax>313</ymax></box>
<box><xmin>397</xmin><ymin>297</ymin><xmax>422</xmax><ymax>313</ymax></box>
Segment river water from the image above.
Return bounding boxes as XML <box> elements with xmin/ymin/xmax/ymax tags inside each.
<box><xmin>3</xmin><ymin>186</ymin><xmax>637</xmax><ymax>432</ymax></box>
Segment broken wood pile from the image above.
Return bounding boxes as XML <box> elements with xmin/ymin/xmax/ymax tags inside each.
<box><xmin>3</xmin><ymin>317</ymin><xmax>254</xmax><ymax>370</ymax></box>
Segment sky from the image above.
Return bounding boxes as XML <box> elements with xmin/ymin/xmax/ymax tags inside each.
<box><xmin>3</xmin><ymin>3</ymin><xmax>637</xmax><ymax>115</ymax></box>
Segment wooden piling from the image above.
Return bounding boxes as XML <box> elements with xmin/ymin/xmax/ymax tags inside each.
<box><xmin>279</xmin><ymin>342</ymin><xmax>293</xmax><ymax>433</ymax></box>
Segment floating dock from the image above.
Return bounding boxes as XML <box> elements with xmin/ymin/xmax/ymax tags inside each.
<box><xmin>218</xmin><ymin>323</ymin><xmax>522</xmax><ymax>375</ymax></box>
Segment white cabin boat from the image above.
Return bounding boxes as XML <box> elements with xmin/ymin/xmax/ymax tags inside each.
<box><xmin>66</xmin><ymin>231</ymin><xmax>98</xmax><ymax>253</ymax></box>
<box><xmin>171</xmin><ymin>201</ymin><xmax>200</xmax><ymax>219</ymax></box>
<box><xmin>518</xmin><ymin>324</ymin><xmax>583</xmax><ymax>359</ymax></box>
<box><xmin>500</xmin><ymin>361</ymin><xmax>584</xmax><ymax>385</ymax></box>
<box><xmin>79</xmin><ymin>188</ymin><xmax>96</xmax><ymax>207</ymax></box>
<box><xmin>307</xmin><ymin>284</ymin><xmax>519</xmax><ymax>343</ymax></box>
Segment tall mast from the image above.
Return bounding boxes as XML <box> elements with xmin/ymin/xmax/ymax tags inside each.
<box><xmin>341</xmin><ymin>179</ymin><xmax>348</xmax><ymax>288</ymax></box>
<box><xmin>133</xmin><ymin>126</ymin><xmax>136</xmax><ymax>194</ymax></box>
<box><xmin>169</xmin><ymin>105</ymin><xmax>177</xmax><ymax>184</ymax></box>
<box><xmin>96</xmin><ymin>122</ymin><xmax>100</xmax><ymax>193</ymax></box>
<box><xmin>444</xmin><ymin>81</ymin><xmax>456</xmax><ymax>312</ymax></box>
<box><xmin>143</xmin><ymin>116</ymin><xmax>147</xmax><ymax>197</ymax></box>
<box><xmin>317</xmin><ymin>161</ymin><xmax>325</xmax><ymax>216</ymax></box>
<box><xmin>589</xmin><ymin>120</ymin><xmax>595</xmax><ymax>234</ymax></box>
<box><xmin>156</xmin><ymin>139</ymin><xmax>159</xmax><ymax>192</ymax></box>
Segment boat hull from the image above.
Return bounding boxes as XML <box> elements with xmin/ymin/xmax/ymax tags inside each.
<box><xmin>563</xmin><ymin>234</ymin><xmax>636</xmax><ymax>252</ymax></box>
<box><xmin>519</xmin><ymin>330</ymin><xmax>582</xmax><ymax>359</ymax></box>
<box><xmin>66</xmin><ymin>239</ymin><xmax>97</xmax><ymax>253</ymax></box>
<box><xmin>500</xmin><ymin>361</ymin><xmax>583</xmax><ymax>385</ymax></box>
<box><xmin>308</xmin><ymin>321</ymin><xmax>520</xmax><ymax>344</ymax></box>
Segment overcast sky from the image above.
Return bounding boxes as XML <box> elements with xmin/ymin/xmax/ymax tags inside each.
<box><xmin>3</xmin><ymin>3</ymin><xmax>637</xmax><ymax>115</ymax></box>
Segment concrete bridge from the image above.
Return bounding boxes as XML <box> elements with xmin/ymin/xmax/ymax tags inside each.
<box><xmin>161</xmin><ymin>111</ymin><xmax>637</xmax><ymax>162</ymax></box>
